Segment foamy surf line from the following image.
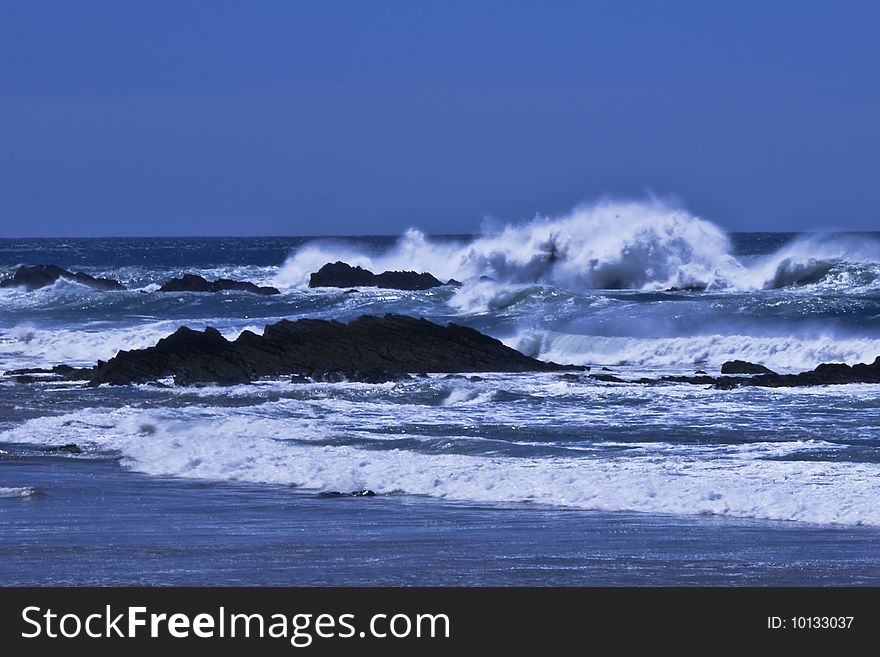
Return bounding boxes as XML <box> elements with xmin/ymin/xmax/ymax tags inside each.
<box><xmin>4</xmin><ymin>408</ymin><xmax>879</xmax><ymax>526</ymax></box>
<box><xmin>0</xmin><ymin>321</ymin><xmax>265</xmax><ymax>370</ymax></box>
<box><xmin>0</xmin><ymin>486</ymin><xmax>40</xmax><ymax>498</ymax></box>
<box><xmin>508</xmin><ymin>331</ymin><xmax>880</xmax><ymax>371</ymax></box>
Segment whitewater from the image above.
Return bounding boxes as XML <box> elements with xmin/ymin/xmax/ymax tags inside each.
<box><xmin>2</xmin><ymin>200</ymin><xmax>880</xmax><ymax>557</ymax></box>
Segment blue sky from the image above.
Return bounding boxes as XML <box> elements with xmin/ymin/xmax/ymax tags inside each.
<box><xmin>1</xmin><ymin>1</ymin><xmax>877</xmax><ymax>236</ymax></box>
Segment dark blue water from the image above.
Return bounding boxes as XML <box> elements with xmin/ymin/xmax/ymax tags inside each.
<box><xmin>2</xmin><ymin>206</ymin><xmax>880</xmax><ymax>584</ymax></box>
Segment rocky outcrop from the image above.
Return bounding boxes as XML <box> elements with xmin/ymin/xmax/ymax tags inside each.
<box><xmin>43</xmin><ymin>444</ymin><xmax>83</xmax><ymax>454</ymax></box>
<box><xmin>0</xmin><ymin>265</ymin><xmax>125</xmax><ymax>292</ymax></box>
<box><xmin>158</xmin><ymin>274</ymin><xmax>279</xmax><ymax>295</ymax></box>
<box><xmin>588</xmin><ymin>357</ymin><xmax>880</xmax><ymax>389</ymax></box>
<box><xmin>744</xmin><ymin>358</ymin><xmax>880</xmax><ymax>388</ymax></box>
<box><xmin>85</xmin><ymin>314</ymin><xmax>579</xmax><ymax>386</ymax></box>
<box><xmin>308</xmin><ymin>262</ymin><xmax>445</xmax><ymax>290</ymax></box>
<box><xmin>720</xmin><ymin>360</ymin><xmax>776</xmax><ymax>375</ymax></box>
<box><xmin>4</xmin><ymin>364</ymin><xmax>93</xmax><ymax>383</ymax></box>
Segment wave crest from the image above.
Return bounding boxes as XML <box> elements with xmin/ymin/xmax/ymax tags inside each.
<box><xmin>275</xmin><ymin>200</ymin><xmax>738</xmax><ymax>292</ymax></box>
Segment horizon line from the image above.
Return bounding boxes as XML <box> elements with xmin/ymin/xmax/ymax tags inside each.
<box><xmin>2</xmin><ymin>229</ymin><xmax>876</xmax><ymax>240</ymax></box>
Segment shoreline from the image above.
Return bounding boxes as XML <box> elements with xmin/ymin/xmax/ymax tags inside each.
<box><xmin>2</xmin><ymin>453</ymin><xmax>879</xmax><ymax>586</ymax></box>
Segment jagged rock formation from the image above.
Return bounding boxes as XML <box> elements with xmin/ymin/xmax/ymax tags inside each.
<box><xmin>158</xmin><ymin>273</ymin><xmax>279</xmax><ymax>295</ymax></box>
<box><xmin>720</xmin><ymin>360</ymin><xmax>776</xmax><ymax>375</ymax></box>
<box><xmin>84</xmin><ymin>314</ymin><xmax>578</xmax><ymax>386</ymax></box>
<box><xmin>308</xmin><ymin>262</ymin><xmax>445</xmax><ymax>291</ymax></box>
<box><xmin>0</xmin><ymin>265</ymin><xmax>125</xmax><ymax>292</ymax></box>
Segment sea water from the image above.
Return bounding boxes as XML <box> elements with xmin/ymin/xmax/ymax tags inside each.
<box><xmin>2</xmin><ymin>200</ymin><xmax>879</xmax><ymax>584</ymax></box>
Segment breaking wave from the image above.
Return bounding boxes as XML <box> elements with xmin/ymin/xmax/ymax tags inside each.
<box><xmin>4</xmin><ymin>406</ymin><xmax>880</xmax><ymax>526</ymax></box>
<box><xmin>273</xmin><ymin>200</ymin><xmax>880</xmax><ymax>315</ymax></box>
<box><xmin>276</xmin><ymin>199</ymin><xmax>739</xmax><ymax>291</ymax></box>
<box><xmin>508</xmin><ymin>331</ymin><xmax>880</xmax><ymax>372</ymax></box>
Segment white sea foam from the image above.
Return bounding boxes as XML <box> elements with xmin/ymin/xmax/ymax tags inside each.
<box><xmin>275</xmin><ymin>200</ymin><xmax>738</xmax><ymax>290</ymax></box>
<box><xmin>0</xmin><ymin>322</ymin><xmax>264</xmax><ymax>369</ymax></box>
<box><xmin>0</xmin><ymin>486</ymin><xmax>40</xmax><ymax>498</ymax></box>
<box><xmin>272</xmin><ymin>200</ymin><xmax>880</xmax><ymax>312</ymax></box>
<box><xmin>4</xmin><ymin>404</ymin><xmax>878</xmax><ymax>526</ymax></box>
<box><xmin>507</xmin><ymin>330</ymin><xmax>880</xmax><ymax>371</ymax></box>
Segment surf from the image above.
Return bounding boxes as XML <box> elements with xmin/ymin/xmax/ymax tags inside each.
<box><xmin>273</xmin><ymin>199</ymin><xmax>880</xmax><ymax>304</ymax></box>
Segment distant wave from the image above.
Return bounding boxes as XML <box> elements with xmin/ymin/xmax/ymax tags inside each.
<box><xmin>741</xmin><ymin>233</ymin><xmax>880</xmax><ymax>291</ymax></box>
<box><xmin>507</xmin><ymin>331</ymin><xmax>880</xmax><ymax>372</ymax></box>
<box><xmin>275</xmin><ymin>199</ymin><xmax>738</xmax><ymax>290</ymax></box>
<box><xmin>273</xmin><ymin>200</ymin><xmax>880</xmax><ymax>308</ymax></box>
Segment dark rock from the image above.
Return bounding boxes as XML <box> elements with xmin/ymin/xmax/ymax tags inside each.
<box><xmin>630</xmin><ymin>356</ymin><xmax>880</xmax><ymax>390</ymax></box>
<box><xmin>666</xmin><ymin>284</ymin><xmax>707</xmax><ymax>292</ymax></box>
<box><xmin>317</xmin><ymin>489</ymin><xmax>377</xmax><ymax>499</ymax></box>
<box><xmin>158</xmin><ymin>273</ymin><xmax>279</xmax><ymax>295</ymax></box>
<box><xmin>589</xmin><ymin>373</ymin><xmax>626</xmax><ymax>383</ymax></box>
<box><xmin>745</xmin><ymin>358</ymin><xmax>880</xmax><ymax>388</ymax></box>
<box><xmin>446</xmin><ymin>279</ymin><xmax>463</xmax><ymax>286</ymax></box>
<box><xmin>559</xmin><ymin>373</ymin><xmax>582</xmax><ymax>382</ymax></box>
<box><xmin>51</xmin><ymin>364</ymin><xmax>79</xmax><ymax>376</ymax></box>
<box><xmin>5</xmin><ymin>364</ymin><xmax>92</xmax><ymax>381</ymax></box>
<box><xmin>43</xmin><ymin>443</ymin><xmax>82</xmax><ymax>454</ymax></box>
<box><xmin>695</xmin><ymin>370</ymin><xmax>708</xmax><ymax>375</ymax></box>
<box><xmin>91</xmin><ymin>325</ymin><xmax>252</xmax><ymax>387</ymax></box>
<box><xmin>308</xmin><ymin>262</ymin><xmax>443</xmax><ymax>291</ymax></box>
<box><xmin>6</xmin><ymin>367</ymin><xmax>50</xmax><ymax>375</ymax></box>
<box><xmin>84</xmin><ymin>314</ymin><xmax>580</xmax><ymax>386</ymax></box>
<box><xmin>0</xmin><ymin>265</ymin><xmax>125</xmax><ymax>292</ymax></box>
<box><xmin>659</xmin><ymin>374</ymin><xmax>730</xmax><ymax>386</ymax></box>
<box><xmin>351</xmin><ymin>369</ymin><xmax>411</xmax><ymax>384</ymax></box>
<box><xmin>11</xmin><ymin>375</ymin><xmax>41</xmax><ymax>383</ymax></box>
<box><xmin>720</xmin><ymin>360</ymin><xmax>776</xmax><ymax>375</ymax></box>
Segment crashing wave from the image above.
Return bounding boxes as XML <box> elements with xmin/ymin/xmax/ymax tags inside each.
<box><xmin>275</xmin><ymin>199</ymin><xmax>739</xmax><ymax>291</ymax></box>
<box><xmin>273</xmin><ymin>200</ymin><xmax>880</xmax><ymax>313</ymax></box>
<box><xmin>507</xmin><ymin>330</ymin><xmax>880</xmax><ymax>372</ymax></box>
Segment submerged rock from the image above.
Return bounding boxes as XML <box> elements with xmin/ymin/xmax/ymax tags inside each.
<box><xmin>0</xmin><ymin>265</ymin><xmax>125</xmax><ymax>292</ymax></box>
<box><xmin>745</xmin><ymin>358</ymin><xmax>880</xmax><ymax>388</ymax></box>
<box><xmin>308</xmin><ymin>261</ymin><xmax>446</xmax><ymax>290</ymax></box>
<box><xmin>43</xmin><ymin>443</ymin><xmax>83</xmax><ymax>454</ymax></box>
<box><xmin>158</xmin><ymin>273</ymin><xmax>279</xmax><ymax>295</ymax></box>
<box><xmin>589</xmin><ymin>373</ymin><xmax>626</xmax><ymax>383</ymax></box>
<box><xmin>4</xmin><ymin>364</ymin><xmax>93</xmax><ymax>381</ymax></box>
<box><xmin>720</xmin><ymin>360</ymin><xmax>776</xmax><ymax>375</ymax></box>
<box><xmin>591</xmin><ymin>356</ymin><xmax>880</xmax><ymax>390</ymax></box>
<box><xmin>83</xmin><ymin>314</ymin><xmax>580</xmax><ymax>386</ymax></box>
<box><xmin>317</xmin><ymin>490</ymin><xmax>377</xmax><ymax>498</ymax></box>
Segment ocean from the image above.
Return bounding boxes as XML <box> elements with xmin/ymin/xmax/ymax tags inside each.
<box><xmin>2</xmin><ymin>201</ymin><xmax>880</xmax><ymax>585</ymax></box>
